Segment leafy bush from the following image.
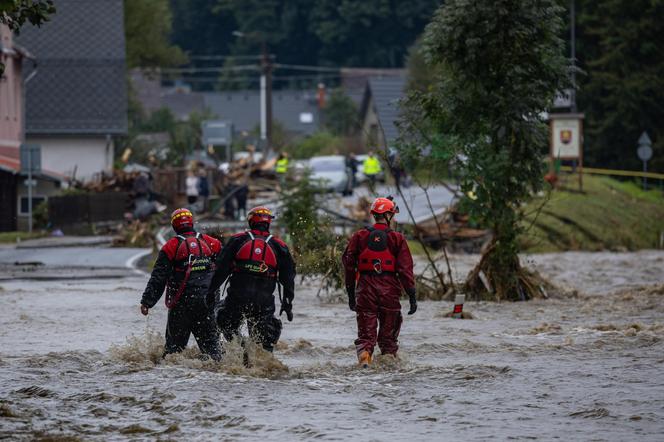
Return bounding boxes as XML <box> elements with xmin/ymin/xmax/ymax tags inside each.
<box><xmin>279</xmin><ymin>172</ymin><xmax>345</xmax><ymax>294</ymax></box>
<box><xmin>287</xmin><ymin>132</ymin><xmax>343</xmax><ymax>159</ymax></box>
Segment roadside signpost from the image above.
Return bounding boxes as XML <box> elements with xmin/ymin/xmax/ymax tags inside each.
<box><xmin>20</xmin><ymin>143</ymin><xmax>41</xmax><ymax>233</ymax></box>
<box><xmin>637</xmin><ymin>131</ymin><xmax>653</xmax><ymax>190</ymax></box>
<box><xmin>202</xmin><ymin>120</ymin><xmax>234</xmax><ymax>162</ymax></box>
<box><xmin>549</xmin><ymin>113</ymin><xmax>585</xmax><ymax>191</ymax></box>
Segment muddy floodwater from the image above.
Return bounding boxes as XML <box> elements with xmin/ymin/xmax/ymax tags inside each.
<box><xmin>1</xmin><ymin>251</ymin><xmax>663</xmax><ymax>440</ymax></box>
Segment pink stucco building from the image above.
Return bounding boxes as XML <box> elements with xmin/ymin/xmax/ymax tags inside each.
<box><xmin>0</xmin><ymin>24</ymin><xmax>25</xmax><ymax>152</ymax></box>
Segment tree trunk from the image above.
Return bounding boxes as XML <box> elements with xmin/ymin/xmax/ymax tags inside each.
<box><xmin>465</xmin><ymin>235</ymin><xmax>547</xmax><ymax>302</ymax></box>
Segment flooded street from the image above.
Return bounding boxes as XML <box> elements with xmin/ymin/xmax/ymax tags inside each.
<box><xmin>1</xmin><ymin>251</ymin><xmax>663</xmax><ymax>441</ymax></box>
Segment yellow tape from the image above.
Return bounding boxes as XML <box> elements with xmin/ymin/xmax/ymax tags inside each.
<box><xmin>559</xmin><ymin>166</ymin><xmax>664</xmax><ymax>180</ymax></box>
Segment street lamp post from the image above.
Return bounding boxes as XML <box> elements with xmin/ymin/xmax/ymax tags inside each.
<box><xmin>570</xmin><ymin>0</ymin><xmax>577</xmax><ymax>112</ymax></box>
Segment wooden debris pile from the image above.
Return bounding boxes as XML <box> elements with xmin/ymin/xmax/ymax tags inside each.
<box><xmin>413</xmin><ymin>208</ymin><xmax>490</xmax><ymax>251</ymax></box>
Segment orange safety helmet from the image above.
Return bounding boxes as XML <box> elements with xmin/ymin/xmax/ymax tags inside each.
<box><xmin>247</xmin><ymin>206</ymin><xmax>275</xmax><ymax>226</ymax></box>
<box><xmin>370</xmin><ymin>197</ymin><xmax>399</xmax><ymax>215</ymax></box>
<box><xmin>171</xmin><ymin>208</ymin><xmax>194</xmax><ymax>232</ymax></box>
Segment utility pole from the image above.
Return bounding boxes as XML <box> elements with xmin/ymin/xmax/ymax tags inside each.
<box><xmin>570</xmin><ymin>0</ymin><xmax>577</xmax><ymax>112</ymax></box>
<box><xmin>260</xmin><ymin>43</ymin><xmax>273</xmax><ymax>157</ymax></box>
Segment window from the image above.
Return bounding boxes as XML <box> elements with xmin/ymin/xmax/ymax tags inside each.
<box><xmin>19</xmin><ymin>196</ymin><xmax>46</xmax><ymax>215</ymax></box>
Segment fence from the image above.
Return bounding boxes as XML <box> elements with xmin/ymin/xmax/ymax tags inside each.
<box><xmin>48</xmin><ymin>192</ymin><xmax>130</xmax><ymax>226</ymax></box>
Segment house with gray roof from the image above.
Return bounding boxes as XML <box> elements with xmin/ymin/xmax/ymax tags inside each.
<box><xmin>203</xmin><ymin>90</ymin><xmax>321</xmax><ymax>136</ymax></box>
<box><xmin>16</xmin><ymin>0</ymin><xmax>127</xmax><ymax>181</ymax></box>
<box><xmin>359</xmin><ymin>76</ymin><xmax>406</xmax><ymax>148</ymax></box>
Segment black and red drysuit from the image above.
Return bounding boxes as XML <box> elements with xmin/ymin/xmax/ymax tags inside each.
<box><xmin>342</xmin><ymin>223</ymin><xmax>416</xmax><ymax>356</ymax></box>
<box><xmin>141</xmin><ymin>230</ymin><xmax>223</xmax><ymax>360</ymax></box>
<box><xmin>207</xmin><ymin>228</ymin><xmax>296</xmax><ymax>352</ymax></box>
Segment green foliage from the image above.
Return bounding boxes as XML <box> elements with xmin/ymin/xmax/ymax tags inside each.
<box><xmin>171</xmin><ymin>0</ymin><xmax>236</xmax><ymax>57</ymax></box>
<box><xmin>404</xmin><ymin>0</ymin><xmax>570</xmax><ymax>300</ymax></box>
<box><xmin>287</xmin><ymin>131</ymin><xmax>343</xmax><ymax>159</ymax></box>
<box><xmin>575</xmin><ymin>0</ymin><xmax>664</xmax><ymax>173</ymax></box>
<box><xmin>168</xmin><ymin>0</ymin><xmax>437</xmax><ymax>71</ymax></box>
<box><xmin>140</xmin><ymin>107</ymin><xmax>177</xmax><ymax>133</ymax></box>
<box><xmin>279</xmin><ymin>172</ymin><xmax>345</xmax><ymax>292</ymax></box>
<box><xmin>124</xmin><ymin>0</ymin><xmax>186</xmax><ymax>68</ymax></box>
<box><xmin>0</xmin><ymin>230</ymin><xmax>46</xmax><ymax>243</ymax></box>
<box><xmin>32</xmin><ymin>200</ymin><xmax>49</xmax><ymax>230</ymax></box>
<box><xmin>323</xmin><ymin>90</ymin><xmax>359</xmax><ymax>136</ymax></box>
<box><xmin>122</xmin><ymin>98</ymin><xmax>213</xmax><ymax>166</ymax></box>
<box><xmin>0</xmin><ymin>0</ymin><xmax>54</xmax><ymax>32</ymax></box>
<box><xmin>167</xmin><ymin>109</ymin><xmax>215</xmax><ymax>164</ymax></box>
<box><xmin>216</xmin><ymin>57</ymin><xmax>252</xmax><ymax>91</ymax></box>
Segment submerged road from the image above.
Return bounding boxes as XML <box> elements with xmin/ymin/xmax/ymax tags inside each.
<box><xmin>1</xmin><ymin>247</ymin><xmax>663</xmax><ymax>440</ymax></box>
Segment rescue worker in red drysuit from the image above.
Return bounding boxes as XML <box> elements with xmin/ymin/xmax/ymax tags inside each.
<box><xmin>140</xmin><ymin>208</ymin><xmax>223</xmax><ymax>361</ymax></box>
<box><xmin>207</xmin><ymin>206</ymin><xmax>295</xmax><ymax>353</ymax></box>
<box><xmin>342</xmin><ymin>197</ymin><xmax>417</xmax><ymax>367</ymax></box>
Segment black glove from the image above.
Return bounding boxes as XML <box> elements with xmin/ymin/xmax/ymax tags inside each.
<box><xmin>407</xmin><ymin>289</ymin><xmax>417</xmax><ymax>315</ymax></box>
<box><xmin>347</xmin><ymin>287</ymin><xmax>356</xmax><ymax>311</ymax></box>
<box><xmin>280</xmin><ymin>298</ymin><xmax>293</xmax><ymax>322</ymax></box>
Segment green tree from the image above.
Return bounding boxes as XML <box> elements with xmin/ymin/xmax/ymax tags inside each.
<box><xmin>404</xmin><ymin>0</ymin><xmax>569</xmax><ymax>301</ymax></box>
<box><xmin>311</xmin><ymin>0</ymin><xmax>439</xmax><ymax>67</ymax></box>
<box><xmin>0</xmin><ymin>0</ymin><xmax>55</xmax><ymax>74</ymax></box>
<box><xmin>576</xmin><ymin>0</ymin><xmax>664</xmax><ymax>172</ymax></box>
<box><xmin>324</xmin><ymin>90</ymin><xmax>358</xmax><ymax>136</ymax></box>
<box><xmin>288</xmin><ymin>131</ymin><xmax>343</xmax><ymax>159</ymax></box>
<box><xmin>125</xmin><ymin>0</ymin><xmax>186</xmax><ymax>68</ymax></box>
<box><xmin>167</xmin><ymin>109</ymin><xmax>215</xmax><ymax>164</ymax></box>
<box><xmin>280</xmin><ymin>172</ymin><xmax>345</xmax><ymax>292</ymax></box>
<box><xmin>209</xmin><ymin>0</ymin><xmax>438</xmax><ymax>68</ymax></box>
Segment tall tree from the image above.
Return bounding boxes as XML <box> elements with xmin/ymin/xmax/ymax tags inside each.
<box><xmin>125</xmin><ymin>0</ymin><xmax>186</xmax><ymax>68</ymax></box>
<box><xmin>311</xmin><ymin>0</ymin><xmax>439</xmax><ymax>67</ymax></box>
<box><xmin>403</xmin><ymin>0</ymin><xmax>569</xmax><ymax>300</ymax></box>
<box><xmin>170</xmin><ymin>0</ymin><xmax>236</xmax><ymax>57</ymax></box>
<box><xmin>324</xmin><ymin>90</ymin><xmax>359</xmax><ymax>136</ymax></box>
<box><xmin>576</xmin><ymin>0</ymin><xmax>664</xmax><ymax>172</ymax></box>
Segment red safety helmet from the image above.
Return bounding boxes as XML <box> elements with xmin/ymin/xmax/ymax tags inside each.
<box><xmin>171</xmin><ymin>208</ymin><xmax>194</xmax><ymax>232</ymax></box>
<box><xmin>247</xmin><ymin>206</ymin><xmax>275</xmax><ymax>226</ymax></box>
<box><xmin>370</xmin><ymin>197</ymin><xmax>399</xmax><ymax>215</ymax></box>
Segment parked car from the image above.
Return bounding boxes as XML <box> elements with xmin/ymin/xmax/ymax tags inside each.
<box><xmin>307</xmin><ymin>155</ymin><xmax>348</xmax><ymax>193</ymax></box>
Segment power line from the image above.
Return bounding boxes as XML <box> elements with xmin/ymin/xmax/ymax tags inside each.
<box><xmin>177</xmin><ymin>73</ymin><xmax>343</xmax><ymax>82</ymax></box>
<box><xmin>160</xmin><ymin>65</ymin><xmax>259</xmax><ymax>74</ymax></box>
<box><xmin>187</xmin><ymin>54</ymin><xmax>263</xmax><ymax>61</ymax></box>
<box><xmin>273</xmin><ymin>63</ymin><xmax>341</xmax><ymax>72</ymax></box>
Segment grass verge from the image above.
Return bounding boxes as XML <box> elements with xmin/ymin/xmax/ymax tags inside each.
<box><xmin>0</xmin><ymin>231</ymin><xmax>48</xmax><ymax>244</ymax></box>
<box><xmin>520</xmin><ymin>175</ymin><xmax>664</xmax><ymax>252</ymax></box>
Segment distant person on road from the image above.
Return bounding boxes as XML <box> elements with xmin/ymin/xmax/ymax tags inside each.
<box><xmin>275</xmin><ymin>152</ymin><xmax>289</xmax><ymax>189</ymax></box>
<box><xmin>234</xmin><ymin>183</ymin><xmax>249</xmax><ymax>220</ymax></box>
<box><xmin>207</xmin><ymin>206</ymin><xmax>296</xmax><ymax>353</ymax></box>
<box><xmin>139</xmin><ymin>208</ymin><xmax>223</xmax><ymax>361</ymax></box>
<box><xmin>186</xmin><ymin>170</ymin><xmax>200</xmax><ymax>207</ymax></box>
<box><xmin>344</xmin><ymin>153</ymin><xmax>359</xmax><ymax>196</ymax></box>
<box><xmin>388</xmin><ymin>149</ymin><xmax>407</xmax><ymax>189</ymax></box>
<box><xmin>362</xmin><ymin>151</ymin><xmax>382</xmax><ymax>193</ymax></box>
<box><xmin>342</xmin><ymin>197</ymin><xmax>416</xmax><ymax>367</ymax></box>
<box><xmin>197</xmin><ymin>169</ymin><xmax>210</xmax><ymax>213</ymax></box>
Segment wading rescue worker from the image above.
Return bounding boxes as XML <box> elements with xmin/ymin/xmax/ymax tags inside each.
<box><xmin>140</xmin><ymin>208</ymin><xmax>223</xmax><ymax>361</ymax></box>
<box><xmin>342</xmin><ymin>197</ymin><xmax>416</xmax><ymax>367</ymax></box>
<box><xmin>207</xmin><ymin>206</ymin><xmax>295</xmax><ymax>353</ymax></box>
